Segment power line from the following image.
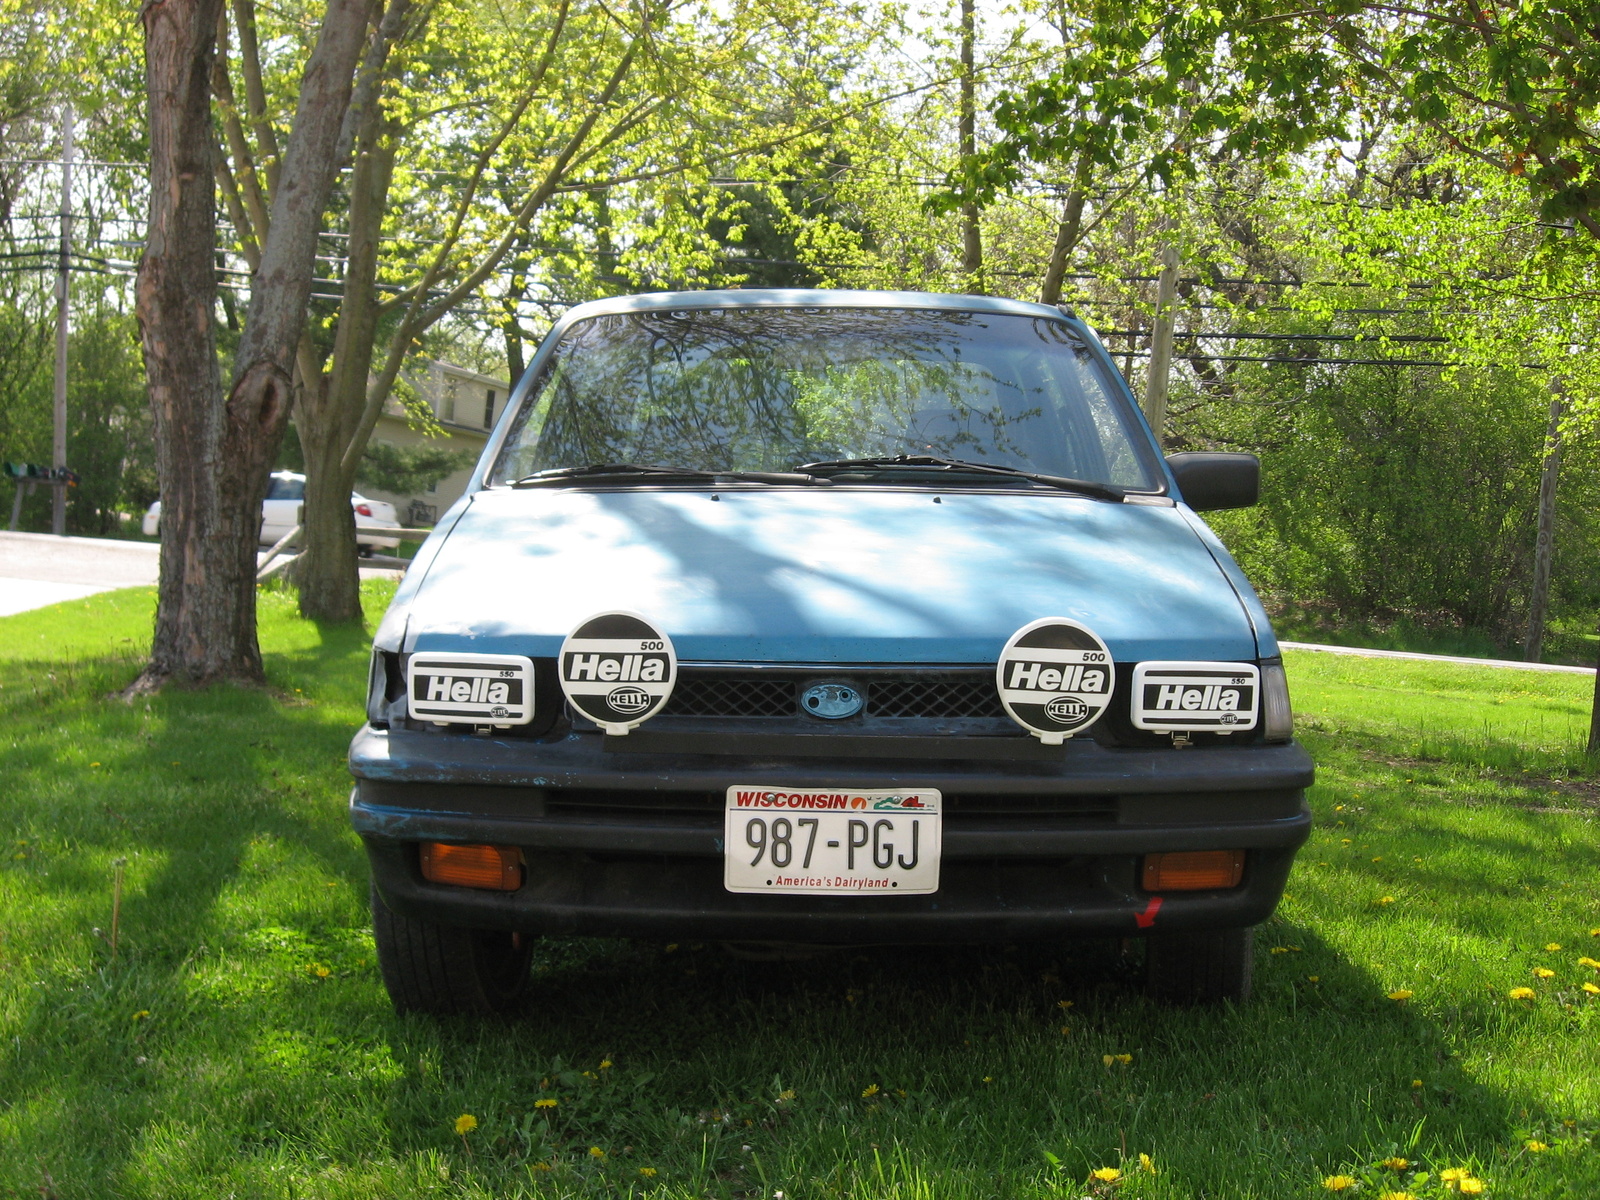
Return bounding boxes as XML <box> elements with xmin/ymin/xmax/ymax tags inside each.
<box><xmin>1121</xmin><ymin>348</ymin><xmax>1547</xmax><ymax>369</ymax></box>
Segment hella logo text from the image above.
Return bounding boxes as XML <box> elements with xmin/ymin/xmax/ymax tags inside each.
<box><xmin>415</xmin><ymin>675</ymin><xmax>518</xmax><ymax>705</ymax></box>
<box><xmin>563</xmin><ymin>653</ymin><xmax>668</xmax><ymax>683</ymax></box>
<box><xmin>1003</xmin><ymin>661</ymin><xmax>1108</xmax><ymax>693</ymax></box>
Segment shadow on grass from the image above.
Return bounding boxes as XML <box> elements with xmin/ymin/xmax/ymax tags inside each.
<box><xmin>0</xmin><ymin>619</ymin><xmax>1590</xmax><ymax>1195</ymax></box>
<box><xmin>353</xmin><ymin>928</ymin><xmax>1557</xmax><ymax>1196</ymax></box>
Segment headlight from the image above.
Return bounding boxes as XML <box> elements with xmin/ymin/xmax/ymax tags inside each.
<box><xmin>367</xmin><ymin>649</ymin><xmax>403</xmax><ymax>725</ymax></box>
<box><xmin>1259</xmin><ymin>660</ymin><xmax>1294</xmax><ymax>742</ymax></box>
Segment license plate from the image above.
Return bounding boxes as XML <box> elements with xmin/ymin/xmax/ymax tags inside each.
<box><xmin>723</xmin><ymin>786</ymin><xmax>942</xmax><ymax>894</ymax></box>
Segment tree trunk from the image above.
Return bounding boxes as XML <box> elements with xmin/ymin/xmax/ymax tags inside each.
<box><xmin>293</xmin><ymin>390</ymin><xmax>364</xmax><ymax>620</ymax></box>
<box><xmin>137</xmin><ymin>0</ymin><xmax>263</xmax><ymax>688</ymax></box>
<box><xmin>133</xmin><ymin>0</ymin><xmax>377</xmax><ymax>689</ymax></box>
<box><xmin>292</xmin><ymin>110</ymin><xmax>399</xmax><ymax>623</ymax></box>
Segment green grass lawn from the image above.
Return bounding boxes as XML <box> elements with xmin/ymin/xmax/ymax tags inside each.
<box><xmin>2</xmin><ymin>589</ymin><xmax>1598</xmax><ymax>1199</ymax></box>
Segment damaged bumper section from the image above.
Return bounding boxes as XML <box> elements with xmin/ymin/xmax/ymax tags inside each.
<box><xmin>351</xmin><ymin>724</ymin><xmax>1313</xmax><ymax>943</ymax></box>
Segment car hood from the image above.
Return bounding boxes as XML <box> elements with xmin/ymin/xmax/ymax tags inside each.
<box><xmin>395</xmin><ymin>487</ymin><xmax>1261</xmax><ymax>663</ymax></box>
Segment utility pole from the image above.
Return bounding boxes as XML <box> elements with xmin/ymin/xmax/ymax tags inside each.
<box><xmin>1142</xmin><ymin>245</ymin><xmax>1179</xmax><ymax>441</ymax></box>
<box><xmin>52</xmin><ymin>103</ymin><xmax>73</xmax><ymax>536</ymax></box>
<box><xmin>1523</xmin><ymin>381</ymin><xmax>1564</xmax><ymax>661</ymax></box>
<box><xmin>958</xmin><ymin>0</ymin><xmax>983</xmax><ymax>292</ymax></box>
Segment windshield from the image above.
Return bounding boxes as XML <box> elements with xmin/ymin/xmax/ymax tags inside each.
<box><xmin>491</xmin><ymin>307</ymin><xmax>1160</xmax><ymax>490</ymax></box>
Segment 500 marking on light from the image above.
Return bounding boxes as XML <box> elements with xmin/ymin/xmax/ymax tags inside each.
<box><xmin>407</xmin><ymin>653</ymin><xmax>535</xmax><ymax>726</ymax></box>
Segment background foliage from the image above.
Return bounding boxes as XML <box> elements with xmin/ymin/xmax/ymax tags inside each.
<box><xmin>0</xmin><ymin>0</ymin><xmax>1596</xmax><ymax>656</ymax></box>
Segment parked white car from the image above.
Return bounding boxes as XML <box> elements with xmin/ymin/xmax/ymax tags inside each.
<box><xmin>142</xmin><ymin>471</ymin><xmax>402</xmax><ymax>554</ymax></box>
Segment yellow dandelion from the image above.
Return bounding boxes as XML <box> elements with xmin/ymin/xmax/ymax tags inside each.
<box><xmin>1577</xmin><ymin>957</ymin><xmax>1600</xmax><ymax>969</ymax></box>
<box><xmin>1582</xmin><ymin>982</ymin><xmax>1600</xmax><ymax>995</ymax></box>
<box><xmin>1381</xmin><ymin>1156</ymin><xmax>1409</xmax><ymax>1170</ymax></box>
<box><xmin>131</xmin><ymin>1010</ymin><xmax>149</xmax><ymax>1021</ymax></box>
<box><xmin>1458</xmin><ymin>1179</ymin><xmax>1485</xmax><ymax>1195</ymax></box>
<box><xmin>1138</xmin><ymin>1153</ymin><xmax>1155</xmax><ymax>1173</ymax></box>
<box><xmin>531</xmin><ymin>1161</ymin><xmax>553</xmax><ymax>1172</ymax></box>
<box><xmin>1271</xmin><ymin>946</ymin><xmax>1290</xmax><ymax>954</ymax></box>
<box><xmin>1440</xmin><ymin>1167</ymin><xmax>1467</xmax><ymax>1182</ymax></box>
<box><xmin>1090</xmin><ymin>1166</ymin><xmax>1121</xmax><ymax>1182</ymax></box>
<box><xmin>534</xmin><ymin>1098</ymin><xmax>558</xmax><ymax>1109</ymax></box>
<box><xmin>1411</xmin><ymin>1079</ymin><xmax>1423</xmax><ymax>1088</ymax></box>
<box><xmin>1323</xmin><ymin>1175</ymin><xmax>1357</xmax><ymax>1191</ymax></box>
<box><xmin>1342</xmin><ymin>838</ymin><xmax>1352</xmax><ymax>844</ymax></box>
<box><xmin>861</xmin><ymin>1084</ymin><xmax>880</xmax><ymax>1097</ymax></box>
<box><xmin>1532</xmin><ymin>967</ymin><xmax>1555</xmax><ymax>979</ymax></box>
<box><xmin>981</xmin><ymin>1075</ymin><xmax>993</xmax><ymax>1083</ymax></box>
<box><xmin>1525</xmin><ymin>1140</ymin><xmax>1547</xmax><ymax>1152</ymax></box>
<box><xmin>589</xmin><ymin>1146</ymin><xmax>606</xmax><ymax>1159</ymax></box>
<box><xmin>1308</xmin><ymin>975</ymin><xmax>1321</xmax><ymax>983</ymax></box>
<box><xmin>1057</xmin><ymin>999</ymin><xmax>1074</xmax><ymax>1009</ymax></box>
<box><xmin>1372</xmin><ymin>856</ymin><xmax>1383</xmax><ymax>862</ymax></box>
<box><xmin>1545</xmin><ymin>943</ymin><xmax>1562</xmax><ymax>952</ymax></box>
<box><xmin>1591</xmin><ymin>928</ymin><xmax>1600</xmax><ymax>937</ymax></box>
<box><xmin>90</xmin><ymin>762</ymin><xmax>100</xmax><ymax>767</ymax></box>
<box><xmin>315</xmin><ymin>965</ymin><xmax>330</xmax><ymax>978</ymax></box>
<box><xmin>639</xmin><ymin>1167</ymin><xmax>658</xmax><ymax>1177</ymax></box>
<box><xmin>1060</xmin><ymin>1025</ymin><xmax>1072</xmax><ymax>1035</ymax></box>
<box><xmin>777</xmin><ymin>1089</ymin><xmax>795</xmax><ymax>1101</ymax></box>
<box><xmin>1387</xmin><ymin>989</ymin><xmax>1413</xmax><ymax>1002</ymax></box>
<box><xmin>599</xmin><ymin>1059</ymin><xmax>613</xmax><ymax>1069</ymax></box>
<box><xmin>454</xmin><ymin>1114</ymin><xmax>477</xmax><ymax>1135</ymax></box>
<box><xmin>1377</xmin><ymin>1193</ymin><xmax>1415</xmax><ymax>1200</ymax></box>
<box><xmin>1508</xmin><ymin>986</ymin><xmax>1536</xmax><ymax>1000</ymax></box>
<box><xmin>1378</xmin><ymin>895</ymin><xmax>1396</xmax><ymax>905</ymax></box>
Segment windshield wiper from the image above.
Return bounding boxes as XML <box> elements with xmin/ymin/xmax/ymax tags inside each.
<box><xmin>510</xmin><ymin>462</ymin><xmax>827</xmax><ymax>487</ymax></box>
<box><xmin>795</xmin><ymin>455</ymin><xmax>1125</xmax><ymax>501</ymax></box>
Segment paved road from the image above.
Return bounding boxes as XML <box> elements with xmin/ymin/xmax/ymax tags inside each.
<box><xmin>0</xmin><ymin>531</ymin><xmax>402</xmax><ymax>618</ymax></box>
<box><xmin>0</xmin><ymin>531</ymin><xmax>160</xmax><ymax>616</ymax></box>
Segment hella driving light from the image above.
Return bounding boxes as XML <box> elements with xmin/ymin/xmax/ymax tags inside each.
<box><xmin>407</xmin><ymin>652</ymin><xmax>536</xmax><ymax>727</ymax></box>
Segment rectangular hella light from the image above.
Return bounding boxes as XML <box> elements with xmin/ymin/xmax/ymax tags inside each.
<box><xmin>1131</xmin><ymin>661</ymin><xmax>1259</xmax><ymax>733</ymax></box>
<box><xmin>407</xmin><ymin>652</ymin><xmax>535</xmax><ymax>727</ymax></box>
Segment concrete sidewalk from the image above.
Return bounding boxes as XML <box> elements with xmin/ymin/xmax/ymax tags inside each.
<box><xmin>1280</xmin><ymin>640</ymin><xmax>1594</xmax><ymax>676</ymax></box>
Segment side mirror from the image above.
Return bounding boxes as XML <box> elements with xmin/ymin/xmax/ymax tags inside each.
<box><xmin>1166</xmin><ymin>452</ymin><xmax>1259</xmax><ymax>511</ymax></box>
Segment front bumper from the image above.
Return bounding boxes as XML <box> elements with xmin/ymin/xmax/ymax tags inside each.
<box><xmin>351</xmin><ymin>725</ymin><xmax>1313</xmax><ymax>942</ymax></box>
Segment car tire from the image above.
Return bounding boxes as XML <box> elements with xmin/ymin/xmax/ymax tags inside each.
<box><xmin>370</xmin><ymin>882</ymin><xmax>532</xmax><ymax>1015</ymax></box>
<box><xmin>1143</xmin><ymin>925</ymin><xmax>1253</xmax><ymax>1005</ymax></box>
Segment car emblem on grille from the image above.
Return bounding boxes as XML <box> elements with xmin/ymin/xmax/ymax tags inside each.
<box><xmin>800</xmin><ymin>681</ymin><xmax>864</xmax><ymax>719</ymax></box>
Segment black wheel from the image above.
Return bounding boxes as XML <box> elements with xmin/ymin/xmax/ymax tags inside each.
<box><xmin>370</xmin><ymin>883</ymin><xmax>532</xmax><ymax>1015</ymax></box>
<box><xmin>1144</xmin><ymin>925</ymin><xmax>1253</xmax><ymax>1005</ymax></box>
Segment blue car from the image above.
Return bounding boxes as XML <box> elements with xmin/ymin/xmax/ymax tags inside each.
<box><xmin>352</xmin><ymin>289</ymin><xmax>1313</xmax><ymax>1012</ymax></box>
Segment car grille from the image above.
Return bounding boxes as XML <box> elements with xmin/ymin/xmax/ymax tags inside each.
<box><xmin>661</xmin><ymin>671</ymin><xmax>1005</xmax><ymax>720</ymax></box>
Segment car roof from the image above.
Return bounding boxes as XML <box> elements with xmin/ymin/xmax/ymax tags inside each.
<box><xmin>554</xmin><ymin>288</ymin><xmax>1067</xmax><ymax>324</ymax></box>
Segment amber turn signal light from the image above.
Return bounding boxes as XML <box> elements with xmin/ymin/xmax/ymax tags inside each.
<box><xmin>419</xmin><ymin>842</ymin><xmax>524</xmax><ymax>891</ymax></box>
<box><xmin>1142</xmin><ymin>849</ymin><xmax>1244</xmax><ymax>891</ymax></box>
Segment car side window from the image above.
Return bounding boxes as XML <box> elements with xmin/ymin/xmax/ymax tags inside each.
<box><xmin>266</xmin><ymin>478</ymin><xmax>306</xmax><ymax>501</ymax></box>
